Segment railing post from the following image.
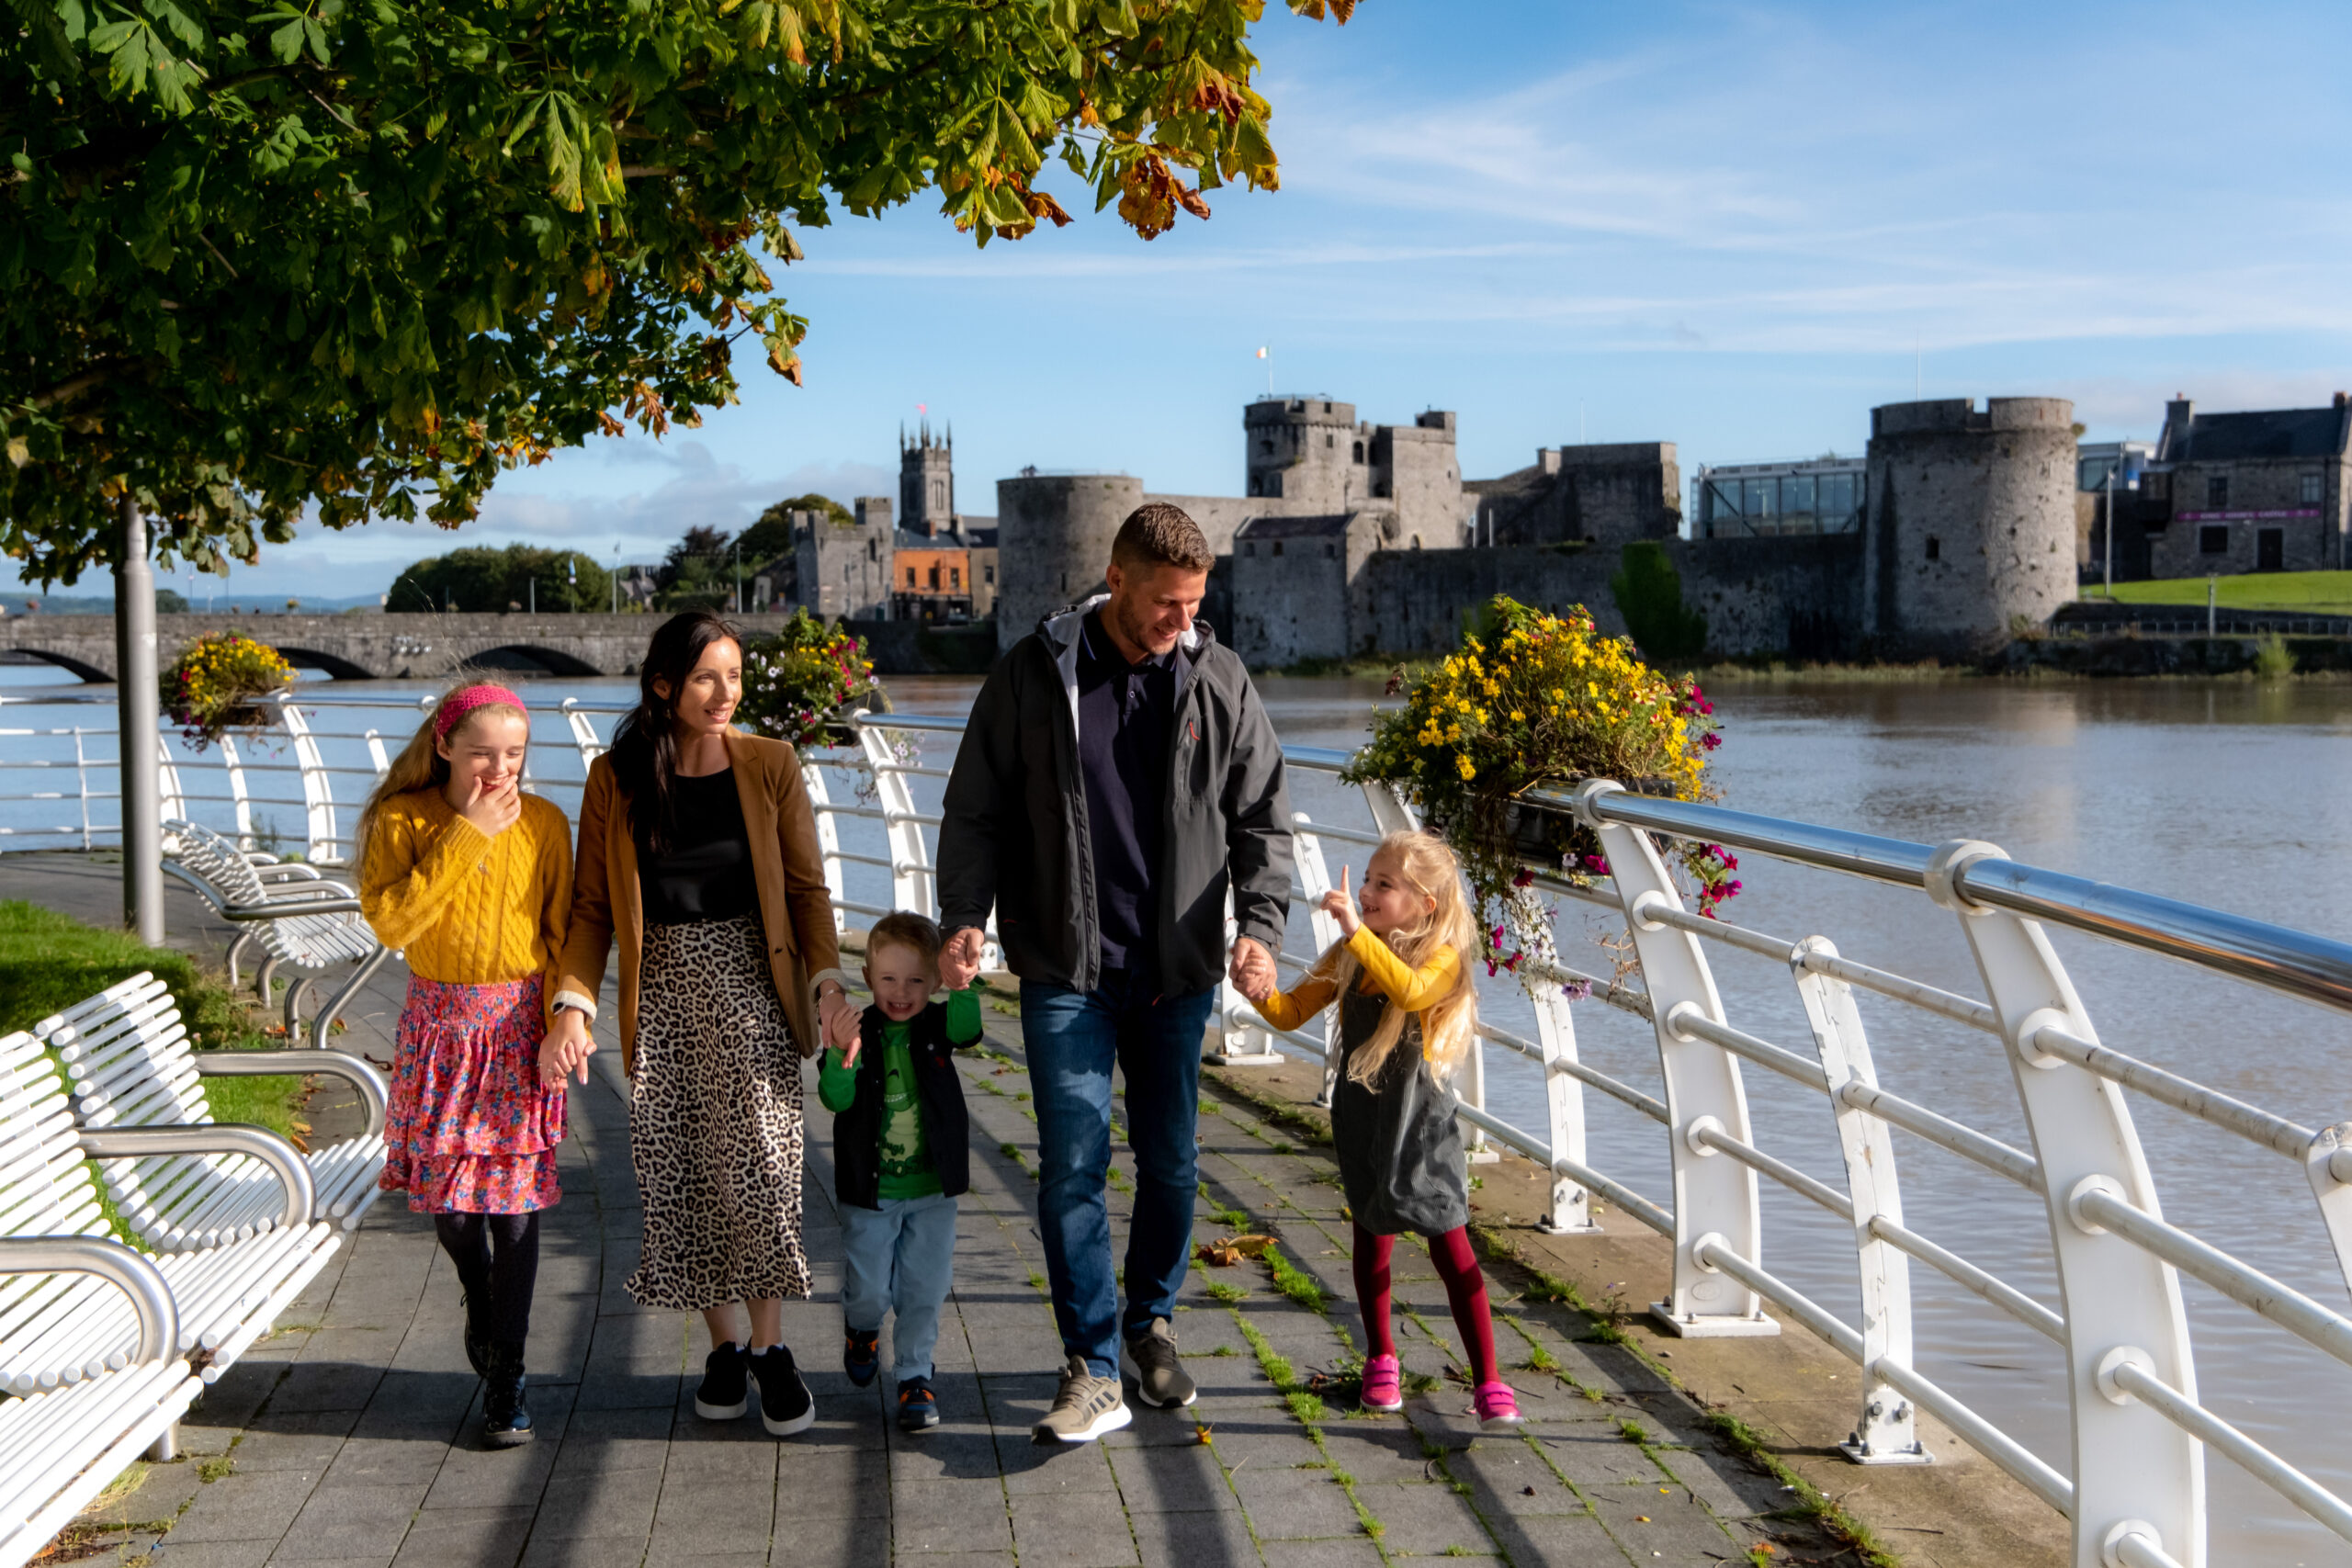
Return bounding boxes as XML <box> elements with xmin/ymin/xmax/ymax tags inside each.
<box><xmin>1927</xmin><ymin>839</ymin><xmax>2201</xmax><ymax>1568</ymax></box>
<box><xmin>1790</xmin><ymin>935</ymin><xmax>1928</xmax><ymax>1464</ymax></box>
<box><xmin>560</xmin><ymin>698</ymin><xmax>606</xmax><ymax>768</ymax></box>
<box><xmin>274</xmin><ymin>699</ymin><xmax>339</xmax><ymax>864</ymax></box>
<box><xmin>1530</xmin><ymin>983</ymin><xmax>1600</xmax><ymax>1234</ymax></box>
<box><xmin>1576</xmin><ymin>780</ymin><xmax>1776</xmax><ymax>1338</ymax></box>
<box><xmin>1292</xmin><ymin>813</ymin><xmax>1344</xmax><ymax>1103</ymax></box>
<box><xmin>218</xmin><ymin>734</ymin><xmax>254</xmax><ymax>852</ymax></box>
<box><xmin>801</xmin><ymin>758</ymin><xmax>849</xmax><ymax>935</ymax></box>
<box><xmin>1208</xmin><ymin>895</ymin><xmax>1283</xmax><ymax>1066</ymax></box>
<box><xmin>854</xmin><ymin>717</ymin><xmax>930</xmax><ymax>919</ymax></box>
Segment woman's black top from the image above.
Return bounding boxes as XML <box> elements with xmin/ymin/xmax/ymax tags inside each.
<box><xmin>639</xmin><ymin>767</ymin><xmax>759</xmax><ymax>925</ymax></box>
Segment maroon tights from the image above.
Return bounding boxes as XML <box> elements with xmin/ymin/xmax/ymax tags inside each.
<box><xmin>1351</xmin><ymin>1221</ymin><xmax>1499</xmax><ymax>1386</ymax></box>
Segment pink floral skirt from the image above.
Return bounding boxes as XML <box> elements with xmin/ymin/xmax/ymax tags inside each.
<box><xmin>380</xmin><ymin>975</ymin><xmax>564</xmax><ymax>1214</ymax></box>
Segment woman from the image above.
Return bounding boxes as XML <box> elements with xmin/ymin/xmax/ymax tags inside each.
<box><xmin>546</xmin><ymin>609</ymin><xmax>852</xmax><ymax>1437</ymax></box>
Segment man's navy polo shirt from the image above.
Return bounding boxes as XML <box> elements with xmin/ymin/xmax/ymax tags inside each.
<box><xmin>1075</xmin><ymin>608</ymin><xmax>1185</xmax><ymax>982</ymax></box>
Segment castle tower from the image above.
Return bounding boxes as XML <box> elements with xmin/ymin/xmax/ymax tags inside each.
<box><xmin>1244</xmin><ymin>397</ymin><xmax>1362</xmax><ymax>509</ymax></box>
<box><xmin>899</xmin><ymin>421</ymin><xmax>956</xmax><ymax>537</ymax></box>
<box><xmin>993</xmin><ymin>472</ymin><xmax>1148</xmax><ymax>649</ymax></box>
<box><xmin>1862</xmin><ymin>398</ymin><xmax>2077</xmax><ymax>658</ymax></box>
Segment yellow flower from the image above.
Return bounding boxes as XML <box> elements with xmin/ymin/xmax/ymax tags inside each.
<box><xmin>1454</xmin><ymin>753</ymin><xmax>1476</xmax><ymax>782</ymax></box>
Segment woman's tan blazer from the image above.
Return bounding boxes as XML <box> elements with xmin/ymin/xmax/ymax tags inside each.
<box><xmin>556</xmin><ymin>730</ymin><xmax>844</xmax><ymax>1075</ymax></box>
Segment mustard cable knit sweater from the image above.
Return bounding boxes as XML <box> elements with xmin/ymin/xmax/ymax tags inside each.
<box><xmin>359</xmin><ymin>787</ymin><xmax>574</xmax><ymax>1019</ymax></box>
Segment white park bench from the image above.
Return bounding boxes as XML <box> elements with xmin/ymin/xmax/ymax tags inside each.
<box><xmin>40</xmin><ymin>975</ymin><xmax>389</xmax><ymax>1243</ymax></box>
<box><xmin>162</xmin><ymin>818</ymin><xmax>389</xmax><ymax>1048</ymax></box>
<box><xmin>0</xmin><ymin>1236</ymin><xmax>199</xmax><ymax>1568</ymax></box>
<box><xmin>0</xmin><ymin>1029</ymin><xmax>340</xmax><ymax>1396</ymax></box>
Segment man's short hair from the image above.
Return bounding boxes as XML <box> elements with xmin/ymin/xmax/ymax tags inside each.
<box><xmin>867</xmin><ymin>910</ymin><xmax>944</xmax><ymax>962</ymax></box>
<box><xmin>1111</xmin><ymin>503</ymin><xmax>1215</xmax><ymax>574</ymax></box>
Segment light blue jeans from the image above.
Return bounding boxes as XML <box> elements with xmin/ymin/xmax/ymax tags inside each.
<box><xmin>840</xmin><ymin>1191</ymin><xmax>959</xmax><ymax>1384</ymax></box>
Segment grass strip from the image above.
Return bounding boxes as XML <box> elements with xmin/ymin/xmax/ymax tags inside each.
<box><xmin>1231</xmin><ymin>1311</ymin><xmax>1390</xmax><ymax>1552</ymax></box>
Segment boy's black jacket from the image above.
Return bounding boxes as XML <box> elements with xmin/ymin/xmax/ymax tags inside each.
<box><xmin>833</xmin><ymin>999</ymin><xmax>974</xmax><ymax>1210</ymax></box>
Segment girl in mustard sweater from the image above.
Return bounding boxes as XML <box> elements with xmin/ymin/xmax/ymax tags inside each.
<box><xmin>1239</xmin><ymin>830</ymin><xmax>1519</xmax><ymax>1431</ymax></box>
<box><xmin>357</xmin><ymin>682</ymin><xmax>573</xmax><ymax>1448</ymax></box>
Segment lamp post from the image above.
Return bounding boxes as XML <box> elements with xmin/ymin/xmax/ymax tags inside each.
<box><xmin>115</xmin><ymin>495</ymin><xmax>164</xmax><ymax>944</ymax></box>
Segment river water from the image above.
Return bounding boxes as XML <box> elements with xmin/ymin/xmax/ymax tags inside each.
<box><xmin>4</xmin><ymin>665</ymin><xmax>2347</xmax><ymax>1562</ymax></box>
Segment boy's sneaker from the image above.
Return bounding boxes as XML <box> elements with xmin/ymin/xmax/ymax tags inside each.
<box><xmin>843</xmin><ymin>1328</ymin><xmax>881</xmax><ymax>1388</ymax></box>
<box><xmin>1123</xmin><ymin>1317</ymin><xmax>1196</xmax><ymax>1408</ymax></box>
<box><xmin>897</xmin><ymin>1376</ymin><xmax>940</xmax><ymax>1433</ymax></box>
<box><xmin>1032</xmin><ymin>1354</ymin><xmax>1132</xmax><ymax>1444</ymax></box>
<box><xmin>749</xmin><ymin>1344</ymin><xmax>817</xmax><ymax>1437</ymax></box>
<box><xmin>694</xmin><ymin>1342</ymin><xmax>750</xmax><ymax>1420</ymax></box>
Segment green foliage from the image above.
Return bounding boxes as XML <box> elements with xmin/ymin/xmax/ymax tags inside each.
<box><xmin>2253</xmin><ymin>632</ymin><xmax>2296</xmax><ymax>681</ymax></box>
<box><xmin>657</xmin><ymin>525</ymin><xmax>737</xmax><ymax>611</ymax></box>
<box><xmin>1610</xmin><ymin>542</ymin><xmax>1709</xmax><ymax>662</ymax></box>
<box><xmin>2</xmin><ymin>0</ymin><xmax>1350</xmax><ymax>586</ymax></box>
<box><xmin>388</xmin><ymin>545</ymin><xmax>611</xmax><ymax>615</ymax></box>
<box><xmin>155</xmin><ymin>588</ymin><xmax>188</xmax><ymax>613</ymax></box>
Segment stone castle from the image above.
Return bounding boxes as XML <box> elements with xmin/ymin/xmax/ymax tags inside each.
<box><xmin>980</xmin><ymin>394</ymin><xmax>2077</xmax><ymax>664</ymax></box>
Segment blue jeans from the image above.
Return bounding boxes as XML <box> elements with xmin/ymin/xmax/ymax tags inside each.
<box><xmin>839</xmin><ymin>1191</ymin><xmax>959</xmax><ymax>1384</ymax></box>
<box><xmin>1022</xmin><ymin>975</ymin><xmax>1216</xmax><ymax>1377</ymax></box>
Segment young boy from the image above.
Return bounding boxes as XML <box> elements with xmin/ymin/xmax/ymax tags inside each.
<box><xmin>820</xmin><ymin>911</ymin><xmax>984</xmax><ymax>1433</ymax></box>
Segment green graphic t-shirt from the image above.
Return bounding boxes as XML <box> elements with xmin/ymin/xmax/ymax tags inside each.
<box><xmin>870</xmin><ymin>1024</ymin><xmax>941</xmax><ymax>1199</ymax></box>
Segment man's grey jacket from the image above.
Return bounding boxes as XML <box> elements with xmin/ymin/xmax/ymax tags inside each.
<box><xmin>937</xmin><ymin>596</ymin><xmax>1293</xmax><ymax>995</ymax></box>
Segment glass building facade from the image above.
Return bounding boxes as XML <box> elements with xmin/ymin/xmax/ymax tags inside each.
<box><xmin>1692</xmin><ymin>458</ymin><xmax>1866</xmax><ymax>538</ymax></box>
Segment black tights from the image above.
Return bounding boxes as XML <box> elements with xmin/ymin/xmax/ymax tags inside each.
<box><xmin>433</xmin><ymin>1212</ymin><xmax>541</xmax><ymax>1345</ymax></box>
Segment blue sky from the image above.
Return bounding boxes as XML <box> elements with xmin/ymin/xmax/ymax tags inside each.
<box><xmin>41</xmin><ymin>0</ymin><xmax>2352</xmax><ymax>599</ymax></box>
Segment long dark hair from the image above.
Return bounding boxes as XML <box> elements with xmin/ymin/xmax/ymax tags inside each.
<box><xmin>608</xmin><ymin>609</ymin><xmax>742</xmax><ymax>855</ymax></box>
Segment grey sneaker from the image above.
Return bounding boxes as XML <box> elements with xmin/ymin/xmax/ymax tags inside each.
<box><xmin>1123</xmin><ymin>1317</ymin><xmax>1197</xmax><ymax>1409</ymax></box>
<box><xmin>1033</xmin><ymin>1354</ymin><xmax>1133</xmax><ymax>1444</ymax></box>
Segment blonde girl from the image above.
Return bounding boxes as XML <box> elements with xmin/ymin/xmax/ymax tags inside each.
<box><xmin>357</xmin><ymin>682</ymin><xmax>574</xmax><ymax>1449</ymax></box>
<box><xmin>1241</xmin><ymin>829</ymin><xmax>1518</xmax><ymax>1430</ymax></box>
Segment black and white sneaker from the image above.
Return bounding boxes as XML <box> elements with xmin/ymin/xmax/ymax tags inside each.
<box><xmin>749</xmin><ymin>1343</ymin><xmax>816</xmax><ymax>1437</ymax></box>
<box><xmin>694</xmin><ymin>1341</ymin><xmax>750</xmax><ymax>1420</ymax></box>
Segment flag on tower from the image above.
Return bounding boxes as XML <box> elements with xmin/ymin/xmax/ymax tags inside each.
<box><xmin>1255</xmin><ymin>347</ymin><xmax>1267</xmax><ymax>359</ymax></box>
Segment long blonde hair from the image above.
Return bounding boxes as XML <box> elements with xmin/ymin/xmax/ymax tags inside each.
<box><xmin>356</xmin><ymin>680</ymin><xmax>529</xmax><ymax>851</ymax></box>
<box><xmin>1318</xmin><ymin>830</ymin><xmax>1479</xmax><ymax>1087</ymax></box>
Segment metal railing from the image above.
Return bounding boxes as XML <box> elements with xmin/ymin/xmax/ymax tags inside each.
<box><xmin>10</xmin><ymin>692</ymin><xmax>2352</xmax><ymax>1562</ymax></box>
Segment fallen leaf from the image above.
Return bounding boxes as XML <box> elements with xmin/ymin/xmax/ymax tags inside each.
<box><xmin>1193</xmin><ymin>1425</ymin><xmax>1214</xmax><ymax>1444</ymax></box>
<box><xmin>1226</xmin><ymin>1234</ymin><xmax>1277</xmax><ymax>1258</ymax></box>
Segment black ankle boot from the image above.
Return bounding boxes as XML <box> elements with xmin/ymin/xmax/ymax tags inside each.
<box><xmin>459</xmin><ymin>1287</ymin><xmax>493</xmax><ymax>1381</ymax></box>
<box><xmin>482</xmin><ymin>1341</ymin><xmax>533</xmax><ymax>1448</ymax></box>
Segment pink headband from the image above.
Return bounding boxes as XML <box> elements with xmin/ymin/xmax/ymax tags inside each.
<box><xmin>435</xmin><ymin>683</ymin><xmax>527</xmax><ymax>739</ymax></box>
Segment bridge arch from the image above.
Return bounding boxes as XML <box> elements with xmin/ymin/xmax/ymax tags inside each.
<box><xmin>458</xmin><ymin>644</ymin><xmax>606</xmax><ymax>678</ymax></box>
<box><xmin>272</xmin><ymin>646</ymin><xmax>378</xmax><ymax>681</ymax></box>
<box><xmin>0</xmin><ymin>646</ymin><xmax>113</xmax><ymax>682</ymax></box>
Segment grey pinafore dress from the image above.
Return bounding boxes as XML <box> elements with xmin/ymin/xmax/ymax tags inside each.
<box><xmin>1330</xmin><ymin>986</ymin><xmax>1472</xmax><ymax>1238</ymax></box>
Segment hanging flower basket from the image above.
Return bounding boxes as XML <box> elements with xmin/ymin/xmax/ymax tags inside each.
<box><xmin>1342</xmin><ymin>597</ymin><xmax>1739</xmax><ymax>996</ymax></box>
<box><xmin>162</xmin><ymin>632</ymin><xmax>295</xmax><ymax>750</ymax></box>
<box><xmin>738</xmin><ymin>610</ymin><xmax>891</xmax><ymax>750</ymax></box>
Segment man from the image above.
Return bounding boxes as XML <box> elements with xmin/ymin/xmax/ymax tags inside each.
<box><xmin>936</xmin><ymin>503</ymin><xmax>1292</xmax><ymax>1443</ymax></box>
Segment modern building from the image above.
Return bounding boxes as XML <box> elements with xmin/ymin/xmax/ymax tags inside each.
<box><xmin>1690</xmin><ymin>457</ymin><xmax>1865</xmax><ymax>539</ymax></box>
<box><xmin>2143</xmin><ymin>396</ymin><xmax>2352</xmax><ymax>578</ymax></box>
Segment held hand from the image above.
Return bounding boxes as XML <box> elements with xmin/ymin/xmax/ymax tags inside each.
<box><xmin>938</xmin><ymin>927</ymin><xmax>986</xmax><ymax>991</ymax></box>
<box><xmin>461</xmin><ymin>773</ymin><xmax>522</xmax><ymax>838</ymax></box>
<box><xmin>1318</xmin><ymin>865</ymin><xmax>1362</xmax><ymax>937</ymax></box>
<box><xmin>816</xmin><ymin>985</ymin><xmax>852</xmax><ymax>1055</ymax></box>
<box><xmin>539</xmin><ymin>1010</ymin><xmax>594</xmax><ymax>1089</ymax></box>
<box><xmin>827</xmin><ymin>998</ymin><xmax>864</xmax><ymax>1064</ymax></box>
<box><xmin>1228</xmin><ymin>936</ymin><xmax>1273</xmax><ymax>1002</ymax></box>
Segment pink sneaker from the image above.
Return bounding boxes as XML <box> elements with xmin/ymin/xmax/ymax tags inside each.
<box><xmin>1359</xmin><ymin>1354</ymin><xmax>1404</xmax><ymax>1413</ymax></box>
<box><xmin>1475</xmin><ymin>1381</ymin><xmax>1521</xmax><ymax>1431</ymax></box>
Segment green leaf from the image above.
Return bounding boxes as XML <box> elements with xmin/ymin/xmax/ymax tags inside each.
<box><xmin>267</xmin><ymin>16</ymin><xmax>302</xmax><ymax>62</ymax></box>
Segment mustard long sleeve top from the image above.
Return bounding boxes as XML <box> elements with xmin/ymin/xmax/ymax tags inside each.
<box><xmin>359</xmin><ymin>787</ymin><xmax>573</xmax><ymax>1018</ymax></box>
<box><xmin>1250</xmin><ymin>924</ymin><xmax>1464</xmax><ymax>1045</ymax></box>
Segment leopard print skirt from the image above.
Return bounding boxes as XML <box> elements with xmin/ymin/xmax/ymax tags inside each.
<box><xmin>626</xmin><ymin>914</ymin><xmax>812</xmax><ymax>1311</ymax></box>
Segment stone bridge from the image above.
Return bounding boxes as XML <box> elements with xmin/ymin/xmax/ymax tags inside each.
<box><xmin>0</xmin><ymin>612</ymin><xmax>810</xmax><ymax>682</ymax></box>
